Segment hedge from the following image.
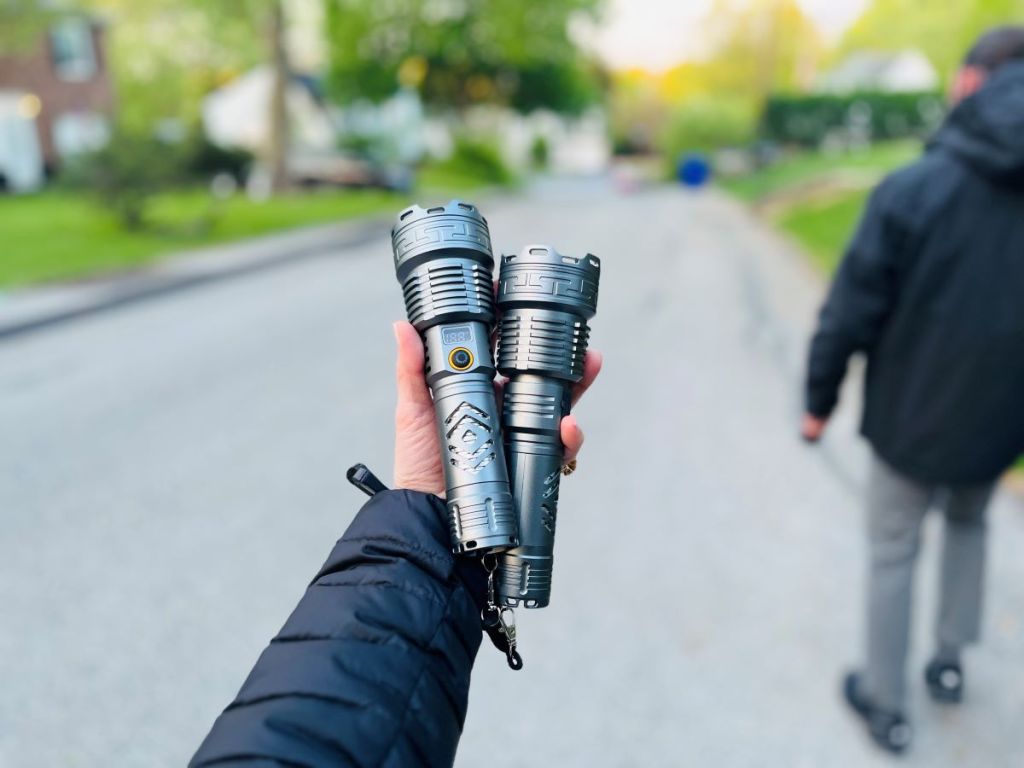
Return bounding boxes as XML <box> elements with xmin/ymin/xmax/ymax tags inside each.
<box><xmin>760</xmin><ymin>91</ymin><xmax>946</xmax><ymax>147</ymax></box>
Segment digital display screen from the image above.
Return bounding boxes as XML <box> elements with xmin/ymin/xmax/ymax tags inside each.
<box><xmin>442</xmin><ymin>326</ymin><xmax>473</xmax><ymax>345</ymax></box>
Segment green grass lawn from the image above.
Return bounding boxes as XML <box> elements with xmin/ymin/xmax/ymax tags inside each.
<box><xmin>721</xmin><ymin>141</ymin><xmax>920</xmax><ymax>273</ymax></box>
<box><xmin>416</xmin><ymin>162</ymin><xmax>505</xmax><ymax>195</ymax></box>
<box><xmin>0</xmin><ymin>169</ymin><xmax>492</xmax><ymax>288</ymax></box>
<box><xmin>721</xmin><ymin>141</ymin><xmax>919</xmax><ymax>204</ymax></box>
<box><xmin>775</xmin><ymin>190</ymin><xmax>871</xmax><ymax>273</ymax></box>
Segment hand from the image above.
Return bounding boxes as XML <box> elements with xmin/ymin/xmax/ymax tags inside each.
<box><xmin>393</xmin><ymin>321</ymin><xmax>603</xmax><ymax>495</ymax></box>
<box><xmin>800</xmin><ymin>413</ymin><xmax>828</xmax><ymax>443</ymax></box>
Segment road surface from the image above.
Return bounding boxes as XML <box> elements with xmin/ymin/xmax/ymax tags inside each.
<box><xmin>2</xmin><ymin>178</ymin><xmax>1022</xmax><ymax>766</ymax></box>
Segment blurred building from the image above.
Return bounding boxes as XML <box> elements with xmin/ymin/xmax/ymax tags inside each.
<box><xmin>452</xmin><ymin>106</ymin><xmax>611</xmax><ymax>175</ymax></box>
<box><xmin>205</xmin><ymin>67</ymin><xmax>611</xmax><ymax>182</ymax></box>
<box><xmin>203</xmin><ymin>68</ymin><xmax>414</xmax><ymax>193</ymax></box>
<box><xmin>202</xmin><ymin>66</ymin><xmax>335</xmax><ymax>155</ymax></box>
<box><xmin>345</xmin><ymin>97</ymin><xmax>610</xmax><ymax>176</ymax></box>
<box><xmin>0</xmin><ymin>13</ymin><xmax>115</xmax><ymax>180</ymax></box>
<box><xmin>818</xmin><ymin>50</ymin><xmax>940</xmax><ymax>94</ymax></box>
<box><xmin>336</xmin><ymin>89</ymin><xmax>426</xmax><ymax>165</ymax></box>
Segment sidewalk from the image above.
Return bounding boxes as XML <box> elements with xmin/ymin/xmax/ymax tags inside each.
<box><xmin>0</xmin><ymin>216</ymin><xmax>391</xmax><ymax>340</ymax></box>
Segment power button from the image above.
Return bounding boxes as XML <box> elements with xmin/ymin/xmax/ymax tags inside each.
<box><xmin>448</xmin><ymin>347</ymin><xmax>474</xmax><ymax>371</ymax></box>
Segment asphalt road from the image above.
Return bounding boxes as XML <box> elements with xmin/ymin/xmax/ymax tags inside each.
<box><xmin>2</xmin><ymin>178</ymin><xmax>1023</xmax><ymax>767</ymax></box>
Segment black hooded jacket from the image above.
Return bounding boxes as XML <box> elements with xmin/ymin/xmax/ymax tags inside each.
<box><xmin>806</xmin><ymin>61</ymin><xmax>1024</xmax><ymax>484</ymax></box>
<box><xmin>190</xmin><ymin>490</ymin><xmax>487</xmax><ymax>767</ymax></box>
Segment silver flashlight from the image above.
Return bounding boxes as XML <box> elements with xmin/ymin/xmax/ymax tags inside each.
<box><xmin>391</xmin><ymin>201</ymin><xmax>518</xmax><ymax>555</ymax></box>
<box><xmin>495</xmin><ymin>245</ymin><xmax>600</xmax><ymax>607</ymax></box>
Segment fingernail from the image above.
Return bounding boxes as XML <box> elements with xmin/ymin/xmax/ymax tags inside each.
<box><xmin>393</xmin><ymin>321</ymin><xmax>401</xmax><ymax>342</ymax></box>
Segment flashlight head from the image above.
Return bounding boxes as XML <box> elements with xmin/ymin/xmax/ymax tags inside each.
<box><xmin>496</xmin><ymin>245</ymin><xmax>600</xmax><ymax>383</ymax></box>
<box><xmin>497</xmin><ymin>245</ymin><xmax>600</xmax><ymax>318</ymax></box>
<box><xmin>391</xmin><ymin>200</ymin><xmax>495</xmax><ymax>331</ymax></box>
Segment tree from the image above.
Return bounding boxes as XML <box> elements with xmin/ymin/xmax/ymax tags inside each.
<box><xmin>323</xmin><ymin>0</ymin><xmax>604</xmax><ymax>114</ymax></box>
<box><xmin>0</xmin><ymin>1</ymin><xmax>59</xmax><ymax>51</ymax></box>
<box><xmin>608</xmin><ymin>0</ymin><xmax>822</xmax><ymax>154</ymax></box>
<box><xmin>839</xmin><ymin>0</ymin><xmax>1024</xmax><ymax>84</ymax></box>
<box><xmin>89</xmin><ymin>0</ymin><xmax>292</xmax><ymax>192</ymax></box>
<box><xmin>697</xmin><ymin>0</ymin><xmax>824</xmax><ymax>101</ymax></box>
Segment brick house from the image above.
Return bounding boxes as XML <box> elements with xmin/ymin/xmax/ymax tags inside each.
<box><xmin>0</xmin><ymin>15</ymin><xmax>115</xmax><ymax>172</ymax></box>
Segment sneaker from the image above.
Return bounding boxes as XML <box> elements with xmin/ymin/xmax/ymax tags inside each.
<box><xmin>842</xmin><ymin>672</ymin><xmax>913</xmax><ymax>754</ymax></box>
<box><xmin>924</xmin><ymin>660</ymin><xmax>964</xmax><ymax>704</ymax></box>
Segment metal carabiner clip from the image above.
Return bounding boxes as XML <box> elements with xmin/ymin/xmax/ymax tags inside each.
<box><xmin>497</xmin><ymin>607</ymin><xmax>522</xmax><ymax>670</ymax></box>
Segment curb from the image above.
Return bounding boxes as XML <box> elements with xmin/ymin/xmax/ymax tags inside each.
<box><xmin>0</xmin><ymin>216</ymin><xmax>392</xmax><ymax>342</ymax></box>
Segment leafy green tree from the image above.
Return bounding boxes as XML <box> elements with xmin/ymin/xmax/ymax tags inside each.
<box><xmin>0</xmin><ymin>1</ymin><xmax>58</xmax><ymax>51</ymax></box>
<box><xmin>609</xmin><ymin>0</ymin><xmax>821</xmax><ymax>156</ymax></box>
<box><xmin>699</xmin><ymin>0</ymin><xmax>824</xmax><ymax>102</ymax></box>
<box><xmin>659</xmin><ymin>96</ymin><xmax>756</xmax><ymax>160</ymax></box>
<box><xmin>839</xmin><ymin>0</ymin><xmax>1024</xmax><ymax>83</ymax></box>
<box><xmin>89</xmin><ymin>0</ymin><xmax>291</xmax><ymax>191</ymax></box>
<box><xmin>323</xmin><ymin>0</ymin><xmax>604</xmax><ymax>114</ymax></box>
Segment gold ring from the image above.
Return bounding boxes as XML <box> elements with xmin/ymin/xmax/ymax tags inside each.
<box><xmin>561</xmin><ymin>459</ymin><xmax>578</xmax><ymax>476</ymax></box>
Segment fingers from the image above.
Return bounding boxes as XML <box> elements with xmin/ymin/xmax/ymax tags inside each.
<box><xmin>800</xmin><ymin>413</ymin><xmax>827</xmax><ymax>443</ymax></box>
<box><xmin>493</xmin><ymin>375</ymin><xmax>506</xmax><ymax>403</ymax></box>
<box><xmin>571</xmin><ymin>349</ymin><xmax>603</xmax><ymax>407</ymax></box>
<box><xmin>564</xmin><ymin>351</ymin><xmax>601</xmax><ymax>463</ymax></box>
<box><xmin>394</xmin><ymin>321</ymin><xmax>432</xmax><ymax>410</ymax></box>
<box><xmin>561</xmin><ymin>414</ymin><xmax>584</xmax><ymax>464</ymax></box>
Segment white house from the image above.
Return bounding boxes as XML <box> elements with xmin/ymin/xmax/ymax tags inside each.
<box><xmin>455</xmin><ymin>106</ymin><xmax>611</xmax><ymax>175</ymax></box>
<box><xmin>203</xmin><ymin>67</ymin><xmax>611</xmax><ymax>177</ymax></box>
<box><xmin>818</xmin><ymin>50</ymin><xmax>940</xmax><ymax>94</ymax></box>
<box><xmin>201</xmin><ymin>66</ymin><xmax>335</xmax><ymax>153</ymax></box>
<box><xmin>346</xmin><ymin>97</ymin><xmax>611</xmax><ymax>175</ymax></box>
<box><xmin>333</xmin><ymin>89</ymin><xmax>427</xmax><ymax>164</ymax></box>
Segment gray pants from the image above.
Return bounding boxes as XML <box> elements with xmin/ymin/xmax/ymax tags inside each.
<box><xmin>863</xmin><ymin>455</ymin><xmax>995</xmax><ymax>711</ymax></box>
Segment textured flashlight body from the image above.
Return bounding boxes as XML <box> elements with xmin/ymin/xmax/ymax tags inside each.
<box><xmin>496</xmin><ymin>245</ymin><xmax>600</xmax><ymax>607</ymax></box>
<box><xmin>391</xmin><ymin>201</ymin><xmax>518</xmax><ymax>555</ymax></box>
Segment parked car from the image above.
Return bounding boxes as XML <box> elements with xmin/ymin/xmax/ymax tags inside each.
<box><xmin>287</xmin><ymin>149</ymin><xmax>413</xmax><ymax>192</ymax></box>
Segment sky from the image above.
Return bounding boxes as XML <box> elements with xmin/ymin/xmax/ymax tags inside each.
<box><xmin>590</xmin><ymin>0</ymin><xmax>871</xmax><ymax>72</ymax></box>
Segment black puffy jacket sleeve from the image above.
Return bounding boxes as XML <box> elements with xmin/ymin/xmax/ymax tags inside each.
<box><xmin>190</xmin><ymin>490</ymin><xmax>487</xmax><ymax>768</ymax></box>
<box><xmin>805</xmin><ymin>174</ymin><xmax>912</xmax><ymax>418</ymax></box>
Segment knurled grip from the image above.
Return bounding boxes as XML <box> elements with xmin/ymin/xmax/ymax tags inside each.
<box><xmin>497</xmin><ymin>308</ymin><xmax>589</xmax><ymax>381</ymax></box>
<box><xmin>391</xmin><ymin>202</ymin><xmax>518</xmax><ymax>555</ymax></box>
<box><xmin>400</xmin><ymin>259</ymin><xmax>494</xmax><ymax>330</ymax></box>
<box><xmin>495</xmin><ymin>245</ymin><xmax>600</xmax><ymax>607</ymax></box>
<box><xmin>424</xmin><ymin>322</ymin><xmax>518</xmax><ymax>554</ymax></box>
<box><xmin>498</xmin><ymin>376</ymin><xmax>569</xmax><ymax>607</ymax></box>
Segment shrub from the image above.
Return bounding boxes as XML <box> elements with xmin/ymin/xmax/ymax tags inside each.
<box><xmin>61</xmin><ymin>127</ymin><xmax>253</xmax><ymax>231</ymax></box>
<box><xmin>434</xmin><ymin>136</ymin><xmax>514</xmax><ymax>186</ymax></box>
<box><xmin>659</xmin><ymin>97</ymin><xmax>757</xmax><ymax>171</ymax></box>
<box><xmin>184</xmin><ymin>133</ymin><xmax>253</xmax><ymax>184</ymax></box>
<box><xmin>530</xmin><ymin>135</ymin><xmax>550</xmax><ymax>169</ymax></box>
<box><xmin>759</xmin><ymin>91</ymin><xmax>945</xmax><ymax>147</ymax></box>
<box><xmin>66</xmin><ymin>130</ymin><xmax>188</xmax><ymax>230</ymax></box>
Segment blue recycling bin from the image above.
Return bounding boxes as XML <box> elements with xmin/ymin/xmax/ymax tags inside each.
<box><xmin>677</xmin><ymin>153</ymin><xmax>711</xmax><ymax>188</ymax></box>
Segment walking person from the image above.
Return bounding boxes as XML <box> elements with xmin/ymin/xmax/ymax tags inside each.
<box><xmin>801</xmin><ymin>27</ymin><xmax>1024</xmax><ymax>754</ymax></box>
